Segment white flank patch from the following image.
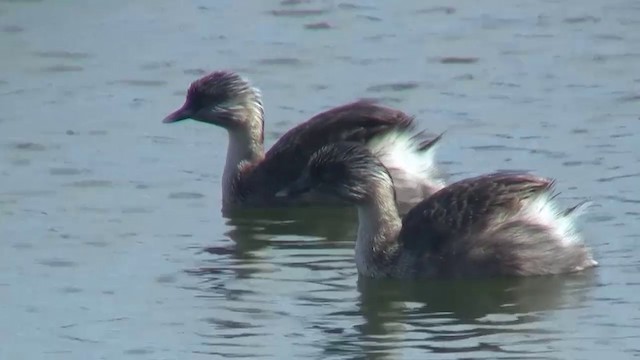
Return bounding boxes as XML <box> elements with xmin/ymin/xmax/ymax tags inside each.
<box><xmin>519</xmin><ymin>194</ymin><xmax>589</xmax><ymax>247</ymax></box>
<box><xmin>366</xmin><ymin>130</ymin><xmax>443</xmax><ymax>185</ymax></box>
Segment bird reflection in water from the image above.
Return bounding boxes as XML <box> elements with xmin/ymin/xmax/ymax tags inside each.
<box><xmin>189</xmin><ymin>206</ymin><xmax>358</xmax><ymax>279</ymax></box>
<box><xmin>315</xmin><ymin>270</ymin><xmax>597</xmax><ymax>358</ymax></box>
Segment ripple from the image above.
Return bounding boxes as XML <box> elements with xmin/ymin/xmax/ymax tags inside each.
<box><xmin>84</xmin><ymin>240</ymin><xmax>108</xmax><ymax>247</ymax></box>
<box><xmin>442</xmin><ymin>91</ymin><xmax>468</xmax><ymax>98</ymax></box>
<box><xmin>11</xmin><ymin>142</ymin><xmax>46</xmax><ymax>151</ymax></box>
<box><xmin>121</xmin><ymin>206</ymin><xmax>153</xmax><ymax>214</ymax></box>
<box><xmin>65</xmin><ymin>180</ymin><xmax>113</xmax><ymax>188</ymax></box>
<box><xmin>33</xmin><ymin>50</ymin><xmax>90</xmax><ymax>59</ymax></box>
<box><xmin>562</xmin><ymin>160</ymin><xmax>601</xmax><ymax>167</ymax></box>
<box><xmin>269</xmin><ymin>9</ymin><xmax>328</xmax><ymax>17</ymax></box>
<box><xmin>593</xmin><ymin>34</ymin><xmax>624</xmax><ymax>41</ymax></box>
<box><xmin>144</xmin><ymin>135</ymin><xmax>177</xmax><ymax>144</ymax></box>
<box><xmin>417</xmin><ymin>6</ymin><xmax>456</xmax><ymax>15</ymax></box>
<box><xmin>491</xmin><ymin>81</ymin><xmax>520</xmax><ymax>88</ymax></box>
<box><xmin>336</xmin><ymin>56</ymin><xmax>395</xmax><ymax>65</ymax></box>
<box><xmin>515</xmin><ymin>33</ymin><xmax>554</xmax><ymax>39</ymax></box>
<box><xmin>280</xmin><ymin>0</ymin><xmax>314</xmax><ymax>5</ymax></box>
<box><xmin>359</xmin><ymin>15</ymin><xmax>383</xmax><ymax>22</ymax></box>
<box><xmin>470</xmin><ymin>145</ymin><xmax>566</xmax><ymax>159</ymax></box>
<box><xmin>118</xmin><ymin>232</ymin><xmax>137</xmax><ymax>239</ymax></box>
<box><xmin>11</xmin><ymin>158</ymin><xmax>30</xmax><ymax>166</ymax></box>
<box><xmin>38</xmin><ymin>258</ymin><xmax>77</xmax><ymax>268</ymax></box>
<box><xmin>617</xmin><ymin>93</ymin><xmax>640</xmax><ymax>103</ymax></box>
<box><xmin>4</xmin><ymin>190</ymin><xmax>55</xmax><ymax>197</ymax></box>
<box><xmin>139</xmin><ymin>61</ymin><xmax>174</xmax><ymax>70</ymax></box>
<box><xmin>156</xmin><ymin>274</ymin><xmax>177</xmax><ymax>284</ymax></box>
<box><xmin>168</xmin><ymin>192</ymin><xmax>205</xmax><ymax>199</ymax></box>
<box><xmin>596</xmin><ymin>173</ymin><xmax>640</xmax><ymax>183</ymax></box>
<box><xmin>110</xmin><ymin>79</ymin><xmax>168</xmax><ymax>87</ymax></box>
<box><xmin>366</xmin><ymin>82</ymin><xmax>419</xmax><ymax>93</ymax></box>
<box><xmin>337</xmin><ymin>3</ymin><xmax>375</xmax><ymax>10</ymax></box>
<box><xmin>39</xmin><ymin>64</ymin><xmax>84</xmax><ymax>73</ymax></box>
<box><xmin>123</xmin><ymin>348</ymin><xmax>153</xmax><ymax>355</ymax></box>
<box><xmin>59</xmin><ymin>286</ymin><xmax>83</xmax><ymax>294</ymax></box>
<box><xmin>365</xmin><ymin>96</ymin><xmax>403</xmax><ymax>104</ymax></box>
<box><xmin>12</xmin><ymin>242</ymin><xmax>33</xmax><ymax>249</ymax></box>
<box><xmin>201</xmin><ymin>246</ymin><xmax>236</xmax><ymax>256</ymax></box>
<box><xmin>49</xmin><ymin>167</ymin><xmax>89</xmax><ymax>176</ymax></box>
<box><xmin>256</xmin><ymin>58</ymin><xmax>308</xmax><ymax>67</ymax></box>
<box><xmin>183</xmin><ymin>68</ymin><xmax>207</xmax><ymax>76</ymax></box>
<box><xmin>453</xmin><ymin>73</ymin><xmax>474</xmax><ymax>81</ymax></box>
<box><xmin>566</xmin><ymin>83</ymin><xmax>600</xmax><ymax>89</ymax></box>
<box><xmin>304</xmin><ymin>22</ymin><xmax>331</xmax><ymax>30</ymax></box>
<box><xmin>605</xmin><ymin>195</ymin><xmax>640</xmax><ymax>204</ymax></box>
<box><xmin>88</xmin><ymin>130</ymin><xmax>108</xmax><ymax>136</ymax></box>
<box><xmin>203</xmin><ymin>317</ymin><xmax>259</xmax><ymax>330</ymax></box>
<box><xmin>130</xmin><ymin>97</ymin><xmax>148</xmax><ymax>108</ymax></box>
<box><xmin>363</xmin><ymin>33</ymin><xmax>394</xmax><ymax>41</ymax></box>
<box><xmin>3</xmin><ymin>2</ymin><xmax>637</xmax><ymax>358</ymax></box>
<box><xmin>58</xmin><ymin>335</ymin><xmax>100</xmax><ymax>344</ymax></box>
<box><xmin>310</xmin><ymin>84</ymin><xmax>328</xmax><ymax>91</ymax></box>
<box><xmin>433</xmin><ymin>57</ymin><xmax>479</xmax><ymax>64</ymax></box>
<box><xmin>610</xmin><ymin>132</ymin><xmax>634</xmax><ymax>138</ymax></box>
<box><xmin>593</xmin><ymin>52</ymin><xmax>640</xmax><ymax>63</ymax></box>
<box><xmin>564</xmin><ymin>16</ymin><xmax>600</xmax><ymax>24</ymax></box>
<box><xmin>1</xmin><ymin>25</ymin><xmax>24</xmax><ymax>33</ymax></box>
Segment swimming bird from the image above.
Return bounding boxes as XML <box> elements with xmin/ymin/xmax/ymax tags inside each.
<box><xmin>277</xmin><ymin>142</ymin><xmax>597</xmax><ymax>279</ymax></box>
<box><xmin>163</xmin><ymin>71</ymin><xmax>446</xmax><ymax>212</ymax></box>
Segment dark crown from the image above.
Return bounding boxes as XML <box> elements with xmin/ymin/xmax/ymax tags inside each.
<box><xmin>186</xmin><ymin>71</ymin><xmax>254</xmax><ymax>108</ymax></box>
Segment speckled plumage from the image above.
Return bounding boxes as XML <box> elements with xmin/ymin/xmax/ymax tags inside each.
<box><xmin>280</xmin><ymin>143</ymin><xmax>597</xmax><ymax>279</ymax></box>
<box><xmin>163</xmin><ymin>70</ymin><xmax>445</xmax><ymax>212</ymax></box>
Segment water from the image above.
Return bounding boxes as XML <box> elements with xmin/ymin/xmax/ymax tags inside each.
<box><xmin>1</xmin><ymin>0</ymin><xmax>639</xmax><ymax>358</ymax></box>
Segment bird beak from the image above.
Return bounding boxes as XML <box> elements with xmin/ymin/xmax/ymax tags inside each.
<box><xmin>275</xmin><ymin>175</ymin><xmax>313</xmax><ymax>198</ymax></box>
<box><xmin>162</xmin><ymin>103</ymin><xmax>193</xmax><ymax>123</ymax></box>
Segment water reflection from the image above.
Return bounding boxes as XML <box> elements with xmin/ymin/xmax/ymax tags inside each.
<box><xmin>318</xmin><ymin>272</ymin><xmax>597</xmax><ymax>358</ymax></box>
<box><xmin>5</xmin><ymin>0</ymin><xmax>638</xmax><ymax>357</ymax></box>
<box><xmin>186</xmin><ymin>207</ymin><xmax>359</xmax><ymax>358</ymax></box>
<box><xmin>214</xmin><ymin>206</ymin><xmax>356</xmax><ymax>256</ymax></box>
<box><xmin>189</xmin><ymin>206</ymin><xmax>358</xmax><ymax>281</ymax></box>
<box><xmin>188</xmin><ymin>206</ymin><xmax>598</xmax><ymax>358</ymax></box>
<box><xmin>358</xmin><ymin>272</ymin><xmax>597</xmax><ymax>321</ymax></box>
<box><xmin>224</xmin><ymin>206</ymin><xmax>358</xmax><ymax>239</ymax></box>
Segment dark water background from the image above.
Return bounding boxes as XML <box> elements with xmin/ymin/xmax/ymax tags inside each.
<box><xmin>1</xmin><ymin>0</ymin><xmax>639</xmax><ymax>359</ymax></box>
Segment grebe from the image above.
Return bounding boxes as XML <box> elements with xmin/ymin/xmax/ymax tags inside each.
<box><xmin>278</xmin><ymin>142</ymin><xmax>597</xmax><ymax>279</ymax></box>
<box><xmin>163</xmin><ymin>71</ymin><xmax>446</xmax><ymax>212</ymax></box>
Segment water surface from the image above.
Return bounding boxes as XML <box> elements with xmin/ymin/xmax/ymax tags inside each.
<box><xmin>1</xmin><ymin>0</ymin><xmax>639</xmax><ymax>359</ymax></box>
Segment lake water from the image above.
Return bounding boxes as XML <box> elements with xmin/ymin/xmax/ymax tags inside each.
<box><xmin>1</xmin><ymin>0</ymin><xmax>639</xmax><ymax>359</ymax></box>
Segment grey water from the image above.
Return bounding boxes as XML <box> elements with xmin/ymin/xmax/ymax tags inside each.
<box><xmin>1</xmin><ymin>0</ymin><xmax>639</xmax><ymax>359</ymax></box>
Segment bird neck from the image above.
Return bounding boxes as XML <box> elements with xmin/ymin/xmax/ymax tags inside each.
<box><xmin>221</xmin><ymin>97</ymin><xmax>265</xmax><ymax>205</ymax></box>
<box><xmin>354</xmin><ymin>180</ymin><xmax>402</xmax><ymax>277</ymax></box>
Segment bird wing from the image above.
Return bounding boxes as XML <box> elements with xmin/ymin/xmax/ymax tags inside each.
<box><xmin>256</xmin><ymin>100</ymin><xmax>419</xmax><ymax>188</ymax></box>
<box><xmin>398</xmin><ymin>171</ymin><xmax>554</xmax><ymax>255</ymax></box>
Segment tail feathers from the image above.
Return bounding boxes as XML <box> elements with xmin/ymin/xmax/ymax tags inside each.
<box><xmin>383</xmin><ymin>130</ymin><xmax>442</xmax><ymax>173</ymax></box>
<box><xmin>366</xmin><ymin>129</ymin><xmax>447</xmax><ymax>206</ymax></box>
<box><xmin>562</xmin><ymin>199</ymin><xmax>593</xmax><ymax>219</ymax></box>
<box><xmin>416</xmin><ymin>131</ymin><xmax>445</xmax><ymax>152</ymax></box>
